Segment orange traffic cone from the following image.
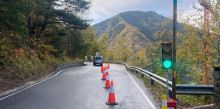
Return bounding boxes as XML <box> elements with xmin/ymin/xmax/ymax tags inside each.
<box><xmin>103</xmin><ymin>62</ymin><xmax>106</xmax><ymax>68</ymax></box>
<box><xmin>106</xmin><ymin>71</ymin><xmax>109</xmax><ymax>76</ymax></box>
<box><xmin>106</xmin><ymin>69</ymin><xmax>109</xmax><ymax>76</ymax></box>
<box><xmin>106</xmin><ymin>81</ymin><xmax>118</xmax><ymax>105</ymax></box>
<box><xmin>104</xmin><ymin>64</ymin><xmax>107</xmax><ymax>71</ymax></box>
<box><xmin>101</xmin><ymin>70</ymin><xmax>106</xmax><ymax>80</ymax></box>
<box><xmin>107</xmin><ymin>63</ymin><xmax>110</xmax><ymax>69</ymax></box>
<box><xmin>104</xmin><ymin>75</ymin><xmax>110</xmax><ymax>88</ymax></box>
<box><xmin>101</xmin><ymin>65</ymin><xmax>104</xmax><ymax>73</ymax></box>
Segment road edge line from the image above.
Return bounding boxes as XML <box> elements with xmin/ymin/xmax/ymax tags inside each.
<box><xmin>124</xmin><ymin>67</ymin><xmax>157</xmax><ymax>109</ymax></box>
<box><xmin>0</xmin><ymin>67</ymin><xmax>74</xmax><ymax>101</ymax></box>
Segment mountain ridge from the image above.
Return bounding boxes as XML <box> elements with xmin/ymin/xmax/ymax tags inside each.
<box><xmin>94</xmin><ymin>11</ymin><xmax>184</xmax><ymax>51</ymax></box>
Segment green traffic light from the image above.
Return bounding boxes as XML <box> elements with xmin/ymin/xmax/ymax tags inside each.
<box><xmin>163</xmin><ymin>60</ymin><xmax>171</xmax><ymax>68</ymax></box>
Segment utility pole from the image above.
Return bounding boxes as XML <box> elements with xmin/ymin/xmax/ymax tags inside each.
<box><xmin>172</xmin><ymin>0</ymin><xmax>177</xmax><ymax>99</ymax></box>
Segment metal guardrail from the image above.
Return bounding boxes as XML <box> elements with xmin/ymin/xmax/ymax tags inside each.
<box><xmin>176</xmin><ymin>84</ymin><xmax>214</xmax><ymax>95</ymax></box>
<box><xmin>108</xmin><ymin>61</ymin><xmax>214</xmax><ymax>95</ymax></box>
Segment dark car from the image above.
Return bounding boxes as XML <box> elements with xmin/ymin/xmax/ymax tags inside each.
<box><xmin>93</xmin><ymin>56</ymin><xmax>103</xmax><ymax>66</ymax></box>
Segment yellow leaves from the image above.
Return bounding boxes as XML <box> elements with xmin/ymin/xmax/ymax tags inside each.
<box><xmin>161</xmin><ymin>22</ymin><xmax>164</xmax><ymax>26</ymax></box>
<box><xmin>0</xmin><ymin>45</ymin><xmax>6</xmax><ymax>50</ymax></box>
<box><xmin>160</xmin><ymin>30</ymin><xmax>165</xmax><ymax>37</ymax></box>
<box><xmin>186</xmin><ymin>74</ymin><xmax>191</xmax><ymax>77</ymax></box>
<box><xmin>134</xmin><ymin>48</ymin><xmax>147</xmax><ymax>68</ymax></box>
<box><xmin>0</xmin><ymin>51</ymin><xmax>8</xmax><ymax>56</ymax></box>
<box><xmin>37</xmin><ymin>44</ymin><xmax>57</xmax><ymax>60</ymax></box>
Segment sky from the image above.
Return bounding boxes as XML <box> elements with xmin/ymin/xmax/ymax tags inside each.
<box><xmin>85</xmin><ymin>0</ymin><xmax>203</xmax><ymax>25</ymax></box>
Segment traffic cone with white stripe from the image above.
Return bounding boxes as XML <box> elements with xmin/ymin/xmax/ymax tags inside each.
<box><xmin>101</xmin><ymin>69</ymin><xmax>106</xmax><ymax>80</ymax></box>
<box><xmin>103</xmin><ymin>62</ymin><xmax>106</xmax><ymax>69</ymax></box>
<box><xmin>161</xmin><ymin>95</ymin><xmax>168</xmax><ymax>109</ymax></box>
<box><xmin>104</xmin><ymin>75</ymin><xmax>110</xmax><ymax>88</ymax></box>
<box><xmin>101</xmin><ymin>64</ymin><xmax>104</xmax><ymax>73</ymax></box>
<box><xmin>107</xmin><ymin>63</ymin><xmax>110</xmax><ymax>69</ymax></box>
<box><xmin>106</xmin><ymin>81</ymin><xmax>117</xmax><ymax>105</ymax></box>
<box><xmin>106</xmin><ymin>69</ymin><xmax>109</xmax><ymax>76</ymax></box>
<box><xmin>104</xmin><ymin>64</ymin><xmax>107</xmax><ymax>71</ymax></box>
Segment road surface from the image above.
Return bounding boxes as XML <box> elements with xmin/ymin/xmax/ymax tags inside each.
<box><xmin>0</xmin><ymin>62</ymin><xmax>159</xmax><ymax>109</ymax></box>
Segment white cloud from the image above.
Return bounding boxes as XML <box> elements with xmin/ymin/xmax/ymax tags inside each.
<box><xmin>178</xmin><ymin>2</ymin><xmax>203</xmax><ymax>27</ymax></box>
<box><xmin>85</xmin><ymin>0</ymin><xmax>202</xmax><ymax>25</ymax></box>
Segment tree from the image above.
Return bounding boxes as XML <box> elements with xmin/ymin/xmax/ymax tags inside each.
<box><xmin>134</xmin><ymin>48</ymin><xmax>147</xmax><ymax>68</ymax></box>
<box><xmin>81</xmin><ymin>26</ymin><xmax>99</xmax><ymax>56</ymax></box>
<box><xmin>98</xmin><ymin>33</ymin><xmax>109</xmax><ymax>59</ymax></box>
<box><xmin>0</xmin><ymin>0</ymin><xmax>91</xmax><ymax>68</ymax></box>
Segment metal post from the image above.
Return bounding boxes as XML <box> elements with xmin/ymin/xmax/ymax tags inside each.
<box><xmin>151</xmin><ymin>75</ymin><xmax>154</xmax><ymax>85</ymax></box>
<box><xmin>166</xmin><ymin>69</ymin><xmax>169</xmax><ymax>98</ymax></box>
<box><xmin>141</xmin><ymin>74</ymin><xmax>144</xmax><ymax>78</ymax></box>
<box><xmin>172</xmin><ymin>0</ymin><xmax>177</xmax><ymax>99</ymax></box>
<box><xmin>151</xmin><ymin>54</ymin><xmax>155</xmax><ymax>86</ymax></box>
<box><xmin>214</xmin><ymin>67</ymin><xmax>220</xmax><ymax>108</ymax></box>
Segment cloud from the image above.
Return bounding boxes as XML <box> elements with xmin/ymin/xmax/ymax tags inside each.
<box><xmin>85</xmin><ymin>0</ymin><xmax>201</xmax><ymax>24</ymax></box>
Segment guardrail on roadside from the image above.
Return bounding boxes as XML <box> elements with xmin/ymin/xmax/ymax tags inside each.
<box><xmin>107</xmin><ymin>61</ymin><xmax>214</xmax><ymax>95</ymax></box>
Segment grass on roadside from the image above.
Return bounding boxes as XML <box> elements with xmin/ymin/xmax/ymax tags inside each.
<box><xmin>0</xmin><ymin>55</ymin><xmax>82</xmax><ymax>93</ymax></box>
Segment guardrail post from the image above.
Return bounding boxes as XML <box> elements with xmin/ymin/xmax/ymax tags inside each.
<box><xmin>151</xmin><ymin>78</ymin><xmax>154</xmax><ymax>85</ymax></box>
<box><xmin>151</xmin><ymin>72</ymin><xmax>154</xmax><ymax>85</ymax></box>
<box><xmin>214</xmin><ymin>66</ymin><xmax>220</xmax><ymax>108</ymax></box>
<box><xmin>130</xmin><ymin>69</ymin><xmax>133</xmax><ymax>73</ymax></box>
<box><xmin>141</xmin><ymin>74</ymin><xmax>144</xmax><ymax>78</ymax></box>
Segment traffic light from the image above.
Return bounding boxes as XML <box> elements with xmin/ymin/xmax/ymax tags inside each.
<box><xmin>162</xmin><ymin>42</ymin><xmax>172</xmax><ymax>69</ymax></box>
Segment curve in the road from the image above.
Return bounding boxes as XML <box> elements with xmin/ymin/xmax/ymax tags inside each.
<box><xmin>0</xmin><ymin>63</ymin><xmax>159</xmax><ymax>109</ymax></box>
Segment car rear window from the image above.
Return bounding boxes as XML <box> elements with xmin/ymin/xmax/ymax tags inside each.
<box><xmin>95</xmin><ymin>57</ymin><xmax>102</xmax><ymax>60</ymax></box>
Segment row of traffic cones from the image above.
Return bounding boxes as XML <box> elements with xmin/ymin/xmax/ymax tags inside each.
<box><xmin>100</xmin><ymin>63</ymin><xmax>117</xmax><ymax>105</ymax></box>
<box><xmin>101</xmin><ymin>63</ymin><xmax>110</xmax><ymax>73</ymax></box>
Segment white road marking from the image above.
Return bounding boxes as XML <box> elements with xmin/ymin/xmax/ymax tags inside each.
<box><xmin>124</xmin><ymin>68</ymin><xmax>157</xmax><ymax>109</ymax></box>
<box><xmin>0</xmin><ymin>68</ymin><xmax>72</xmax><ymax>101</ymax></box>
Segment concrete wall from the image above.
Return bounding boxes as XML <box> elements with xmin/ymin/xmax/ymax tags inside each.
<box><xmin>55</xmin><ymin>61</ymin><xmax>85</xmax><ymax>72</ymax></box>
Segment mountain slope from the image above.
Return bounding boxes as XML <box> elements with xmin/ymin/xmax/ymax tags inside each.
<box><xmin>94</xmin><ymin>11</ymin><xmax>184</xmax><ymax>50</ymax></box>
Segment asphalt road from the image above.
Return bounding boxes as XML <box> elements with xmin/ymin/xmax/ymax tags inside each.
<box><xmin>0</xmin><ymin>62</ymin><xmax>159</xmax><ymax>109</ymax></box>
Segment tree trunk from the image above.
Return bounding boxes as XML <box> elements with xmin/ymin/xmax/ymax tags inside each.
<box><xmin>38</xmin><ymin>6</ymin><xmax>51</xmax><ymax>38</ymax></box>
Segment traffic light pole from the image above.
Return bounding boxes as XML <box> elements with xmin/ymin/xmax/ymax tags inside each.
<box><xmin>172</xmin><ymin>0</ymin><xmax>177</xmax><ymax>99</ymax></box>
<box><xmin>166</xmin><ymin>69</ymin><xmax>169</xmax><ymax>98</ymax></box>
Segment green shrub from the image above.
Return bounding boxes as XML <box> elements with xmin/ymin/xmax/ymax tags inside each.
<box><xmin>13</xmin><ymin>56</ymin><xmax>46</xmax><ymax>80</ymax></box>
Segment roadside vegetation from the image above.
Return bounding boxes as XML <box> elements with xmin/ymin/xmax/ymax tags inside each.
<box><xmin>0</xmin><ymin>0</ymin><xmax>98</xmax><ymax>93</ymax></box>
<box><xmin>133</xmin><ymin>71</ymin><xmax>214</xmax><ymax>109</ymax></box>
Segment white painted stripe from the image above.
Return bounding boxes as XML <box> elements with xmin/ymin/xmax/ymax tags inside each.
<box><xmin>0</xmin><ymin>68</ymin><xmax>73</xmax><ymax>101</ymax></box>
<box><xmin>124</xmin><ymin>68</ymin><xmax>157</xmax><ymax>109</ymax></box>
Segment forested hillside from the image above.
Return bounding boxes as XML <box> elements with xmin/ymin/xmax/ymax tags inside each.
<box><xmin>94</xmin><ymin>10</ymin><xmax>219</xmax><ymax>85</ymax></box>
<box><xmin>94</xmin><ymin>11</ymin><xmax>185</xmax><ymax>58</ymax></box>
<box><xmin>0</xmin><ymin>0</ymin><xmax>98</xmax><ymax>92</ymax></box>
<box><xmin>94</xmin><ymin>11</ymin><xmax>184</xmax><ymax>41</ymax></box>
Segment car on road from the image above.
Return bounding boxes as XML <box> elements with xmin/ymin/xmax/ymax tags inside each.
<box><xmin>93</xmin><ymin>56</ymin><xmax>103</xmax><ymax>66</ymax></box>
